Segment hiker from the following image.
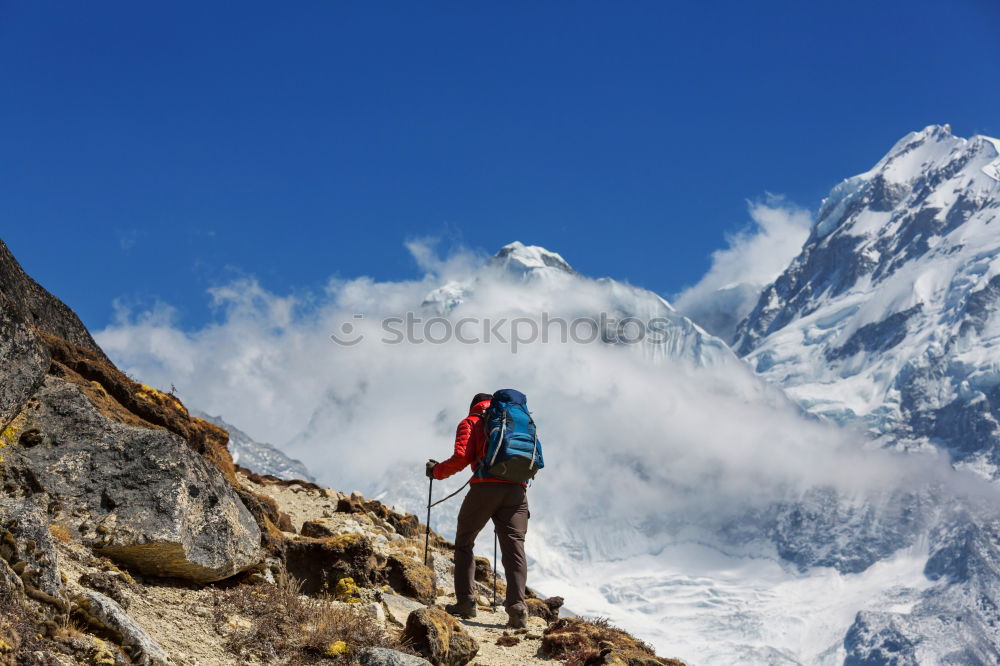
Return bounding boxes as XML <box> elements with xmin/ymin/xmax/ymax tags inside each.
<box><xmin>426</xmin><ymin>390</ymin><xmax>541</xmax><ymax>628</ymax></box>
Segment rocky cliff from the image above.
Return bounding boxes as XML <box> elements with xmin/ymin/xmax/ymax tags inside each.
<box><xmin>0</xmin><ymin>238</ymin><xmax>684</xmax><ymax>665</ymax></box>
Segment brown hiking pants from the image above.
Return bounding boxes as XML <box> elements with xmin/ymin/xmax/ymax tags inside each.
<box><xmin>454</xmin><ymin>483</ymin><xmax>529</xmax><ymax>611</ymax></box>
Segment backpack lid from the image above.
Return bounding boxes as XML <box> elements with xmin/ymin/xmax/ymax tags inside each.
<box><xmin>492</xmin><ymin>388</ymin><xmax>527</xmax><ymax>406</ymax></box>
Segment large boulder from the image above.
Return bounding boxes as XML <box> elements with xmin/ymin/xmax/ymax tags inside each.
<box><xmin>1</xmin><ymin>377</ymin><xmax>262</xmax><ymax>583</ymax></box>
<box><xmin>401</xmin><ymin>606</ymin><xmax>478</xmax><ymax>666</ymax></box>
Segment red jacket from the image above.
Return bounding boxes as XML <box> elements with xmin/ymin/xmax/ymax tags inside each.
<box><xmin>433</xmin><ymin>399</ymin><xmax>525</xmax><ymax>485</ymax></box>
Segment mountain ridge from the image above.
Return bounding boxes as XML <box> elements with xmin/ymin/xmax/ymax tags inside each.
<box><xmin>733</xmin><ymin>124</ymin><xmax>1000</xmax><ymax>466</ymax></box>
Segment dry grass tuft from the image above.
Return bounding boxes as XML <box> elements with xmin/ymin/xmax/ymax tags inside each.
<box><xmin>211</xmin><ymin>573</ymin><xmax>399</xmax><ymax>664</ymax></box>
<box><xmin>48</xmin><ymin>523</ymin><xmax>72</xmax><ymax>544</ymax></box>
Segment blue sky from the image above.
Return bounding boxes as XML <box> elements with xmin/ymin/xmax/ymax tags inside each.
<box><xmin>3</xmin><ymin>1</ymin><xmax>999</xmax><ymax>331</ymax></box>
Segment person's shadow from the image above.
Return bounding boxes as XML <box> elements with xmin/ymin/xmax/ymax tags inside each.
<box><xmin>463</xmin><ymin>618</ymin><xmax>506</xmax><ymax>630</ymax></box>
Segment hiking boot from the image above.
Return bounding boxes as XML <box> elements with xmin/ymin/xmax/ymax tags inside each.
<box><xmin>444</xmin><ymin>599</ymin><xmax>477</xmax><ymax>619</ymax></box>
<box><xmin>506</xmin><ymin>606</ymin><xmax>528</xmax><ymax>628</ymax></box>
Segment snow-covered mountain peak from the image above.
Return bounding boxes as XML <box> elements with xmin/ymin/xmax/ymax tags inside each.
<box><xmin>812</xmin><ymin>124</ymin><xmax>1000</xmax><ymax>241</ymax></box>
<box><xmin>422</xmin><ymin>243</ymin><xmax>577</xmax><ymax>312</ymax></box>
<box><xmin>882</xmin><ymin>123</ymin><xmax>953</xmax><ymax>162</ymax></box>
<box><xmin>892</xmin><ymin>124</ymin><xmax>1000</xmax><ymax>185</ymax></box>
<box><xmin>734</xmin><ymin>125</ymin><xmax>1000</xmax><ymax>471</ymax></box>
<box><xmin>415</xmin><ymin>241</ymin><xmax>743</xmax><ymax>367</ymax></box>
<box><xmin>489</xmin><ymin>241</ymin><xmax>576</xmax><ymax>275</ymax></box>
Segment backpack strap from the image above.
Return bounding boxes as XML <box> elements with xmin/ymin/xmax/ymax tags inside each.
<box><xmin>529</xmin><ymin>431</ymin><xmax>538</xmax><ymax>470</ymax></box>
<box><xmin>488</xmin><ymin>417</ymin><xmax>506</xmax><ymax>468</ymax></box>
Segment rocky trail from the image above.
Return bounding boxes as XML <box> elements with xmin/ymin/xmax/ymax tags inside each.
<box><xmin>249</xmin><ymin>477</ymin><xmax>556</xmax><ymax>666</ymax></box>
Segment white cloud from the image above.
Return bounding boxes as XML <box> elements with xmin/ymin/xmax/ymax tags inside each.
<box><xmin>95</xmin><ymin>240</ymin><xmax>957</xmax><ymax>519</ymax></box>
<box><xmin>403</xmin><ymin>237</ymin><xmax>483</xmax><ymax>277</ymax></box>
<box><xmin>673</xmin><ymin>196</ymin><xmax>813</xmax><ymax>343</ymax></box>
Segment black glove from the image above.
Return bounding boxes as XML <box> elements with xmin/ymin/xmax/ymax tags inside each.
<box><xmin>426</xmin><ymin>459</ymin><xmax>439</xmax><ymax>479</ymax></box>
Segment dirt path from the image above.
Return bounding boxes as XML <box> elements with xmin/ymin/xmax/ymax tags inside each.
<box><xmin>433</xmin><ymin>592</ymin><xmax>552</xmax><ymax>665</ymax></box>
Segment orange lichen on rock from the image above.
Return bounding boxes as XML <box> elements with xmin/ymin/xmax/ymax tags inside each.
<box><xmin>385</xmin><ymin>554</ymin><xmax>436</xmax><ymax>604</ymax></box>
<box><xmin>283</xmin><ymin>532</ymin><xmax>378</xmax><ymax>594</ymax></box>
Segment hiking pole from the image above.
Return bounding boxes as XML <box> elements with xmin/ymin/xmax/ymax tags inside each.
<box><xmin>492</xmin><ymin>530</ymin><xmax>499</xmax><ymax>610</ymax></box>
<box><xmin>424</xmin><ymin>476</ymin><xmax>433</xmax><ymax>566</ymax></box>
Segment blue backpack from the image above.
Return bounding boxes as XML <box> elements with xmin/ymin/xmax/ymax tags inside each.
<box><xmin>475</xmin><ymin>389</ymin><xmax>545</xmax><ymax>482</ymax></box>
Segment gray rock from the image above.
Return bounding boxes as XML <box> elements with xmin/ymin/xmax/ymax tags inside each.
<box><xmin>0</xmin><ymin>498</ymin><xmax>68</xmax><ymax>612</ymax></box>
<box><xmin>359</xmin><ymin>600</ymin><xmax>387</xmax><ymax>625</ymax></box>
<box><xmin>358</xmin><ymin>647</ymin><xmax>433</xmax><ymax>666</ymax></box>
<box><xmin>0</xmin><ymin>290</ymin><xmax>49</xmax><ymax>430</ymax></box>
<box><xmin>382</xmin><ymin>591</ymin><xmax>427</xmax><ymax>626</ymax></box>
<box><xmin>429</xmin><ymin>551</ymin><xmax>455</xmax><ymax>594</ymax></box>
<box><xmin>72</xmin><ymin>589</ymin><xmax>172</xmax><ymax>666</ymax></box>
<box><xmin>79</xmin><ymin>570</ymin><xmax>133</xmax><ymax>609</ymax></box>
<box><xmin>3</xmin><ymin>376</ymin><xmax>262</xmax><ymax>582</ymax></box>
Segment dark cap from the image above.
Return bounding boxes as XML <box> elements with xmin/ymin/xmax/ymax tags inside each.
<box><xmin>470</xmin><ymin>393</ymin><xmax>493</xmax><ymax>410</ymax></box>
